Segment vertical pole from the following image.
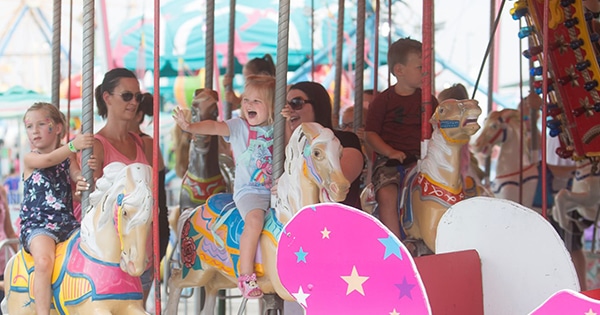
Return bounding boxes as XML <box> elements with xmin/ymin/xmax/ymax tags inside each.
<box><xmin>80</xmin><ymin>0</ymin><xmax>95</xmax><ymax>212</ymax></box>
<box><xmin>152</xmin><ymin>0</ymin><xmax>162</xmax><ymax>313</ymax></box>
<box><xmin>224</xmin><ymin>0</ymin><xmax>236</xmax><ymax>120</ymax></box>
<box><xmin>541</xmin><ymin>0</ymin><xmax>549</xmax><ymax>218</ymax></box>
<box><xmin>333</xmin><ymin>0</ymin><xmax>345</xmax><ymax>128</ymax></box>
<box><xmin>51</xmin><ymin>0</ymin><xmax>61</xmax><ymax>108</ymax></box>
<box><xmin>273</xmin><ymin>0</ymin><xmax>290</xmax><ymax>180</ymax></box>
<box><xmin>353</xmin><ymin>0</ymin><xmax>366</xmax><ymax>131</ymax></box>
<box><xmin>421</xmin><ymin>0</ymin><xmax>434</xmax><ymax>151</ymax></box>
<box><xmin>205</xmin><ymin>0</ymin><xmax>215</xmax><ymax>89</ymax></box>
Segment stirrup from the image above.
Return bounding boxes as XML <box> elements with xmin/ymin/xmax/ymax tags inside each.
<box><xmin>238</xmin><ymin>273</ymin><xmax>263</xmax><ymax>299</ymax></box>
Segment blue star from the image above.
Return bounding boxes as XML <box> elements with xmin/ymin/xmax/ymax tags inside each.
<box><xmin>295</xmin><ymin>247</ymin><xmax>308</xmax><ymax>263</ymax></box>
<box><xmin>378</xmin><ymin>235</ymin><xmax>402</xmax><ymax>260</ymax></box>
<box><xmin>395</xmin><ymin>276</ymin><xmax>416</xmax><ymax>299</ymax></box>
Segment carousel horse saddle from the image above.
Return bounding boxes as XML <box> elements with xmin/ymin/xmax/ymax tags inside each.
<box><xmin>180</xmin><ymin>193</ymin><xmax>283</xmax><ymax>279</ymax></box>
<box><xmin>8</xmin><ymin>231</ymin><xmax>143</xmax><ymax>313</ymax></box>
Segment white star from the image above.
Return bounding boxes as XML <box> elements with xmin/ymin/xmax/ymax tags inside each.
<box><xmin>585</xmin><ymin>309</ymin><xmax>597</xmax><ymax>315</ymax></box>
<box><xmin>340</xmin><ymin>265</ymin><xmax>369</xmax><ymax>295</ymax></box>
<box><xmin>390</xmin><ymin>309</ymin><xmax>400</xmax><ymax>315</ymax></box>
<box><xmin>293</xmin><ymin>286</ymin><xmax>310</xmax><ymax>308</ymax></box>
<box><xmin>321</xmin><ymin>227</ymin><xmax>331</xmax><ymax>239</ymax></box>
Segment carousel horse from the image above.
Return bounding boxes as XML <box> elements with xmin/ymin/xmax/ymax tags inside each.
<box><xmin>472</xmin><ymin>108</ymin><xmax>557</xmax><ymax>210</ymax></box>
<box><xmin>2</xmin><ymin>162</ymin><xmax>154</xmax><ymax>315</ymax></box>
<box><xmin>553</xmin><ymin>159</ymin><xmax>600</xmax><ymax>232</ymax></box>
<box><xmin>400</xmin><ymin>99</ymin><xmax>482</xmax><ymax>253</ymax></box>
<box><xmin>175</xmin><ymin>88</ymin><xmax>231</xmax><ymax>210</ymax></box>
<box><xmin>165</xmin><ymin>122</ymin><xmax>350</xmax><ymax>315</ymax></box>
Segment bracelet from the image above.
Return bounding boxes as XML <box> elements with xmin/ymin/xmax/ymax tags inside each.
<box><xmin>68</xmin><ymin>141</ymin><xmax>78</xmax><ymax>153</ymax></box>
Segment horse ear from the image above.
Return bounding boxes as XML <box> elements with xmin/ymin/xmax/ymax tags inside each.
<box><xmin>301</xmin><ymin>122</ymin><xmax>321</xmax><ymax>141</ymax></box>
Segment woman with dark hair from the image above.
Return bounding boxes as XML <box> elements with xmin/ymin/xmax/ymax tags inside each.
<box><xmin>282</xmin><ymin>81</ymin><xmax>364</xmax><ymax>209</ymax></box>
<box><xmin>127</xmin><ymin>92</ymin><xmax>169</xmax><ymax>266</ymax></box>
<box><xmin>93</xmin><ymin>68</ymin><xmax>165</xmax><ymax>306</ymax></box>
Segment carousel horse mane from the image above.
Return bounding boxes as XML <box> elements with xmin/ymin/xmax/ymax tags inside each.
<box><xmin>81</xmin><ymin>162</ymin><xmax>153</xmax><ymax>254</ymax></box>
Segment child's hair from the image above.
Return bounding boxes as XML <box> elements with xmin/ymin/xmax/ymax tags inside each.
<box><xmin>244</xmin><ymin>54</ymin><xmax>276</xmax><ymax>77</ymax></box>
<box><xmin>241</xmin><ymin>74</ymin><xmax>276</xmax><ymax>125</ymax></box>
<box><xmin>438</xmin><ymin>83</ymin><xmax>469</xmax><ymax>102</ymax></box>
<box><xmin>136</xmin><ymin>92</ymin><xmax>154</xmax><ymax>124</ymax></box>
<box><xmin>95</xmin><ymin>68</ymin><xmax>138</xmax><ymax>118</ymax></box>
<box><xmin>387</xmin><ymin>37</ymin><xmax>423</xmax><ymax>71</ymax></box>
<box><xmin>24</xmin><ymin>102</ymin><xmax>68</xmax><ymax>148</ymax></box>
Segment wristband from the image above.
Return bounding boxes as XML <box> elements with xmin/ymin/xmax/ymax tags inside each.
<box><xmin>68</xmin><ymin>141</ymin><xmax>78</xmax><ymax>153</ymax></box>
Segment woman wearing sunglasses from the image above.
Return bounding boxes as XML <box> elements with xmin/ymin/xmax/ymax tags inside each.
<box><xmin>92</xmin><ymin>68</ymin><xmax>158</xmax><ymax>306</ymax></box>
<box><xmin>281</xmin><ymin>81</ymin><xmax>364</xmax><ymax>210</ymax></box>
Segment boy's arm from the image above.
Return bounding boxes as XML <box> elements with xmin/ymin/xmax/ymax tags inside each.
<box><xmin>365</xmin><ymin>131</ymin><xmax>407</xmax><ymax>163</ymax></box>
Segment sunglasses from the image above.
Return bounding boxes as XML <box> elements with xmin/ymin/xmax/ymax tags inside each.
<box><xmin>339</xmin><ymin>121</ymin><xmax>354</xmax><ymax>130</ymax></box>
<box><xmin>287</xmin><ymin>97</ymin><xmax>313</xmax><ymax>110</ymax></box>
<box><xmin>115</xmin><ymin>91</ymin><xmax>144</xmax><ymax>103</ymax></box>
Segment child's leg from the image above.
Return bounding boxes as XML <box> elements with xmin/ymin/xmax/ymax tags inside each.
<box><xmin>240</xmin><ymin>208</ymin><xmax>265</xmax><ymax>275</ymax></box>
<box><xmin>377</xmin><ymin>183</ymin><xmax>400</xmax><ymax>238</ymax></box>
<box><xmin>239</xmin><ymin>208</ymin><xmax>265</xmax><ymax>299</ymax></box>
<box><xmin>29</xmin><ymin>235</ymin><xmax>56</xmax><ymax>315</ymax></box>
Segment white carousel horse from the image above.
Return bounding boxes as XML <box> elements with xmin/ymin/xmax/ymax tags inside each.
<box><xmin>400</xmin><ymin>99</ymin><xmax>482</xmax><ymax>253</ymax></box>
<box><xmin>553</xmin><ymin>159</ymin><xmax>600</xmax><ymax>232</ymax></box>
<box><xmin>2</xmin><ymin>162</ymin><xmax>154</xmax><ymax>315</ymax></box>
<box><xmin>472</xmin><ymin>108</ymin><xmax>557</xmax><ymax>210</ymax></box>
<box><xmin>165</xmin><ymin>122</ymin><xmax>350</xmax><ymax>315</ymax></box>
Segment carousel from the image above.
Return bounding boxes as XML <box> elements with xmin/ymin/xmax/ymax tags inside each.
<box><xmin>3</xmin><ymin>0</ymin><xmax>600</xmax><ymax>315</ymax></box>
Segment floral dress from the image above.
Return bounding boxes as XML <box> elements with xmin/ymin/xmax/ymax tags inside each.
<box><xmin>19</xmin><ymin>158</ymin><xmax>79</xmax><ymax>253</ymax></box>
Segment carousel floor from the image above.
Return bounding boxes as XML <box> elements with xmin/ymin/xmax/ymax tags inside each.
<box><xmin>147</xmin><ymin>287</ymin><xmax>262</xmax><ymax>314</ymax></box>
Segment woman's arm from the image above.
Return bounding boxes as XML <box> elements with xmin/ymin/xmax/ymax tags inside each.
<box><xmin>341</xmin><ymin>147</ymin><xmax>364</xmax><ymax>183</ymax></box>
<box><xmin>0</xmin><ymin>188</ymin><xmax>17</xmax><ymax>252</ymax></box>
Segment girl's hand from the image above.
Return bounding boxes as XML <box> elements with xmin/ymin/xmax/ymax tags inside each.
<box><xmin>74</xmin><ymin>176</ymin><xmax>91</xmax><ymax>196</ymax></box>
<box><xmin>172</xmin><ymin>107</ymin><xmax>191</xmax><ymax>132</ymax></box>
<box><xmin>72</xmin><ymin>133</ymin><xmax>94</xmax><ymax>151</ymax></box>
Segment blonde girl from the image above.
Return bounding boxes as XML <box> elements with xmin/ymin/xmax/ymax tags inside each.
<box><xmin>173</xmin><ymin>74</ymin><xmax>275</xmax><ymax>299</ymax></box>
<box><xmin>20</xmin><ymin>102</ymin><xmax>94</xmax><ymax>315</ymax></box>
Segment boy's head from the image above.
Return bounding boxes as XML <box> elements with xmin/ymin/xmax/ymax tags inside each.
<box><xmin>388</xmin><ymin>38</ymin><xmax>423</xmax><ymax>89</ymax></box>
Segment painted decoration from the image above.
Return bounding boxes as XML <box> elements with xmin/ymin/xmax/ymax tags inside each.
<box><xmin>277</xmin><ymin>202</ymin><xmax>431</xmax><ymax>315</ymax></box>
<box><xmin>529</xmin><ymin>289</ymin><xmax>600</xmax><ymax>315</ymax></box>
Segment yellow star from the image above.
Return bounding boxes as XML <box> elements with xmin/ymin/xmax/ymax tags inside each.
<box><xmin>585</xmin><ymin>309</ymin><xmax>597</xmax><ymax>315</ymax></box>
<box><xmin>340</xmin><ymin>265</ymin><xmax>369</xmax><ymax>295</ymax></box>
<box><xmin>390</xmin><ymin>309</ymin><xmax>400</xmax><ymax>315</ymax></box>
<box><xmin>321</xmin><ymin>227</ymin><xmax>331</xmax><ymax>239</ymax></box>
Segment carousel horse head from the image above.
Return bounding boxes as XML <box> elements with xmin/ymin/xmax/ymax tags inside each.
<box><xmin>403</xmin><ymin>98</ymin><xmax>482</xmax><ymax>254</ymax></box>
<box><xmin>472</xmin><ymin>108</ymin><xmax>523</xmax><ymax>157</ymax></box>
<box><xmin>3</xmin><ymin>162</ymin><xmax>154</xmax><ymax>315</ymax></box>
<box><xmin>166</xmin><ymin>122</ymin><xmax>349</xmax><ymax>314</ymax></box>
<box><xmin>431</xmin><ymin>98</ymin><xmax>482</xmax><ymax>143</ymax></box>
<box><xmin>82</xmin><ymin>162</ymin><xmax>154</xmax><ymax>275</ymax></box>
<box><xmin>276</xmin><ymin>122</ymin><xmax>350</xmax><ymax>221</ymax></box>
<box><xmin>172</xmin><ymin>88</ymin><xmax>219</xmax><ymax>178</ymax></box>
